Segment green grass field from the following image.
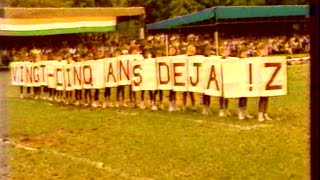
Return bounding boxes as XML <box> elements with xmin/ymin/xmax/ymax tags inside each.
<box><xmin>6</xmin><ymin>62</ymin><xmax>310</xmax><ymax>180</ymax></box>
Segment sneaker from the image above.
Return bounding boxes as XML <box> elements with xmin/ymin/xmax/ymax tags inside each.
<box><xmin>74</xmin><ymin>100</ymin><xmax>80</xmax><ymax>106</ymax></box>
<box><xmin>55</xmin><ymin>97</ymin><xmax>61</xmax><ymax>103</ymax></box>
<box><xmin>48</xmin><ymin>97</ymin><xmax>54</xmax><ymax>101</ymax></box>
<box><xmin>20</xmin><ymin>94</ymin><xmax>24</xmax><ymax>99</ymax></box>
<box><xmin>191</xmin><ymin>105</ymin><xmax>197</xmax><ymax>112</ymax></box>
<box><xmin>219</xmin><ymin>109</ymin><xmax>227</xmax><ymax>117</ymax></box>
<box><xmin>174</xmin><ymin>105</ymin><xmax>181</xmax><ymax>111</ymax></box>
<box><xmin>91</xmin><ymin>101</ymin><xmax>100</xmax><ymax>108</ymax></box>
<box><xmin>202</xmin><ymin>107</ymin><xmax>209</xmax><ymax>115</ymax></box>
<box><xmin>264</xmin><ymin>113</ymin><xmax>273</xmax><ymax>121</ymax></box>
<box><xmin>168</xmin><ymin>102</ymin><xmax>175</xmax><ymax>112</ymax></box>
<box><xmin>158</xmin><ymin>104</ymin><xmax>165</xmax><ymax>110</ymax></box>
<box><xmin>238</xmin><ymin>110</ymin><xmax>246</xmax><ymax>120</ymax></box>
<box><xmin>102</xmin><ymin>102</ymin><xmax>107</xmax><ymax>108</ymax></box>
<box><xmin>245</xmin><ymin>112</ymin><xmax>254</xmax><ymax>119</ymax></box>
<box><xmin>107</xmin><ymin>102</ymin><xmax>115</xmax><ymax>108</ymax></box>
<box><xmin>41</xmin><ymin>95</ymin><xmax>47</xmax><ymax>100</ymax></box>
<box><xmin>225</xmin><ymin>109</ymin><xmax>233</xmax><ymax>116</ymax></box>
<box><xmin>258</xmin><ymin>112</ymin><xmax>265</xmax><ymax>122</ymax></box>
<box><xmin>151</xmin><ymin>104</ymin><xmax>158</xmax><ymax>111</ymax></box>
<box><xmin>34</xmin><ymin>95</ymin><xmax>39</xmax><ymax>100</ymax></box>
<box><xmin>122</xmin><ymin>102</ymin><xmax>129</xmax><ymax>108</ymax></box>
<box><xmin>139</xmin><ymin>102</ymin><xmax>146</xmax><ymax>109</ymax></box>
<box><xmin>115</xmin><ymin>102</ymin><xmax>120</xmax><ymax>108</ymax></box>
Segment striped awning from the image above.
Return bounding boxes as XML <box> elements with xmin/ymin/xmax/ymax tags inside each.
<box><xmin>0</xmin><ymin>7</ymin><xmax>145</xmax><ymax>36</ymax></box>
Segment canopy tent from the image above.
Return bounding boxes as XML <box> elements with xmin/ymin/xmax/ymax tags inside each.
<box><xmin>146</xmin><ymin>5</ymin><xmax>309</xmax><ymax>55</ymax></box>
<box><xmin>146</xmin><ymin>5</ymin><xmax>309</xmax><ymax>30</ymax></box>
<box><xmin>0</xmin><ymin>7</ymin><xmax>145</xmax><ymax>36</ymax></box>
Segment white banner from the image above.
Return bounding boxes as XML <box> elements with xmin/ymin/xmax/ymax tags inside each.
<box><xmin>64</xmin><ymin>63</ymin><xmax>74</xmax><ymax>91</ymax></box>
<box><xmin>37</xmin><ymin>61</ymin><xmax>48</xmax><ymax>86</ymax></box>
<box><xmin>92</xmin><ymin>59</ymin><xmax>105</xmax><ymax>89</ymax></box>
<box><xmin>104</xmin><ymin>57</ymin><xmax>118</xmax><ymax>87</ymax></box>
<box><xmin>55</xmin><ymin>61</ymin><xmax>66</xmax><ymax>91</ymax></box>
<box><xmin>222</xmin><ymin>57</ymin><xmax>287</xmax><ymax>98</ymax></box>
<box><xmin>187</xmin><ymin>56</ymin><xmax>205</xmax><ymax>93</ymax></box>
<box><xmin>131</xmin><ymin>58</ymin><xmax>143</xmax><ymax>91</ymax></box>
<box><xmin>10</xmin><ymin>62</ymin><xmax>23</xmax><ymax>86</ymax></box>
<box><xmin>259</xmin><ymin>57</ymin><xmax>287</xmax><ymax>97</ymax></box>
<box><xmin>117</xmin><ymin>55</ymin><xmax>132</xmax><ymax>86</ymax></box>
<box><xmin>72</xmin><ymin>62</ymin><xmax>83</xmax><ymax>90</ymax></box>
<box><xmin>203</xmin><ymin>56</ymin><xmax>223</xmax><ymax>96</ymax></box>
<box><xmin>10</xmin><ymin>55</ymin><xmax>287</xmax><ymax>97</ymax></box>
<box><xmin>172</xmin><ymin>56</ymin><xmax>188</xmax><ymax>92</ymax></box>
<box><xmin>156</xmin><ymin>56</ymin><xmax>172</xmax><ymax>90</ymax></box>
<box><xmin>82</xmin><ymin>60</ymin><xmax>94</xmax><ymax>89</ymax></box>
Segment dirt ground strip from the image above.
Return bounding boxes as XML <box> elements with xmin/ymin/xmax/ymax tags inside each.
<box><xmin>0</xmin><ymin>70</ymin><xmax>9</xmax><ymax>180</ymax></box>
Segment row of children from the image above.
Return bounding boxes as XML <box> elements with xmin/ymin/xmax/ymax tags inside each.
<box><xmin>17</xmin><ymin>39</ymin><xmax>274</xmax><ymax>122</ymax></box>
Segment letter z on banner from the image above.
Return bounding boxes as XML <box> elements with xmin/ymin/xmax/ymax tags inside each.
<box><xmin>259</xmin><ymin>56</ymin><xmax>287</xmax><ymax>96</ymax></box>
<box><xmin>222</xmin><ymin>57</ymin><xmax>287</xmax><ymax>98</ymax></box>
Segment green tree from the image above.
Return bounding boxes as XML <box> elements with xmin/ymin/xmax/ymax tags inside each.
<box><xmin>7</xmin><ymin>0</ymin><xmax>74</xmax><ymax>7</ymax></box>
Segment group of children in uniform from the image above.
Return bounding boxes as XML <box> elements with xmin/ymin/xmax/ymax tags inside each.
<box><xmin>17</xmin><ymin>35</ymin><xmax>275</xmax><ymax>122</ymax></box>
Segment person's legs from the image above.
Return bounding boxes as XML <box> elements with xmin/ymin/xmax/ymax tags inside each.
<box><xmin>169</xmin><ymin>90</ymin><xmax>175</xmax><ymax>111</ymax></box>
<box><xmin>202</xmin><ymin>94</ymin><xmax>210</xmax><ymax>115</ymax></box>
<box><xmin>183</xmin><ymin>92</ymin><xmax>187</xmax><ymax>107</ymax></box>
<box><xmin>84</xmin><ymin>89</ymin><xmax>92</xmax><ymax>106</ymax></box>
<box><xmin>19</xmin><ymin>86</ymin><xmax>24</xmax><ymax>99</ymax></box>
<box><xmin>238</xmin><ymin>97</ymin><xmax>246</xmax><ymax>120</ymax></box>
<box><xmin>139</xmin><ymin>90</ymin><xmax>146</xmax><ymax>109</ymax></box>
<box><xmin>92</xmin><ymin>89</ymin><xmax>100</xmax><ymax>107</ymax></box>
<box><xmin>259</xmin><ymin>97</ymin><xmax>271</xmax><ymax>121</ymax></box>
<box><xmin>189</xmin><ymin>92</ymin><xmax>196</xmax><ymax>111</ymax></box>
<box><xmin>219</xmin><ymin>97</ymin><xmax>226</xmax><ymax>117</ymax></box>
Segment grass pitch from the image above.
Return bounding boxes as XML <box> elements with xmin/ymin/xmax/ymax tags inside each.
<box><xmin>7</xmin><ymin>62</ymin><xmax>310</xmax><ymax>179</ymax></box>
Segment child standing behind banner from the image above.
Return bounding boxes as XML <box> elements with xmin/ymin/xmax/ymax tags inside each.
<box><xmin>40</xmin><ymin>54</ymin><xmax>49</xmax><ymax>100</ymax></box>
<box><xmin>202</xmin><ymin>41</ymin><xmax>212</xmax><ymax>115</ymax></box>
<box><xmin>102</xmin><ymin>56</ymin><xmax>115</xmax><ymax>109</ymax></box>
<box><xmin>256</xmin><ymin>43</ymin><xmax>274</xmax><ymax>122</ymax></box>
<box><xmin>83</xmin><ymin>54</ymin><xmax>93</xmax><ymax>107</ymax></box>
<box><xmin>167</xmin><ymin>44</ymin><xmax>179</xmax><ymax>112</ymax></box>
<box><xmin>237</xmin><ymin>48</ymin><xmax>254</xmax><ymax>120</ymax></box>
<box><xmin>218</xmin><ymin>47</ymin><xmax>232</xmax><ymax>117</ymax></box>
<box><xmin>115</xmin><ymin>50</ymin><xmax>128</xmax><ymax>108</ymax></box>
<box><xmin>64</xmin><ymin>54</ymin><xmax>74</xmax><ymax>105</ymax></box>
<box><xmin>128</xmin><ymin>43</ymin><xmax>141</xmax><ymax>108</ymax></box>
<box><xmin>140</xmin><ymin>49</ymin><xmax>156</xmax><ymax>110</ymax></box>
<box><xmin>73</xmin><ymin>55</ymin><xmax>82</xmax><ymax>106</ymax></box>
<box><xmin>183</xmin><ymin>43</ymin><xmax>196</xmax><ymax>111</ymax></box>
<box><xmin>92</xmin><ymin>51</ymin><xmax>104</xmax><ymax>108</ymax></box>
<box><xmin>54</xmin><ymin>53</ymin><xmax>64</xmax><ymax>103</ymax></box>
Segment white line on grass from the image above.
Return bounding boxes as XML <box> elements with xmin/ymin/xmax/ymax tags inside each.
<box><xmin>188</xmin><ymin>119</ymin><xmax>273</xmax><ymax>131</ymax></box>
<box><xmin>0</xmin><ymin>138</ymin><xmax>153</xmax><ymax>180</ymax></box>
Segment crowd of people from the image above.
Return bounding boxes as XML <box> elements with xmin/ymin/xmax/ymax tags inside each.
<box><xmin>0</xmin><ymin>32</ymin><xmax>310</xmax><ymax>65</ymax></box>
<box><xmin>3</xmin><ymin>32</ymin><xmax>310</xmax><ymax>122</ymax></box>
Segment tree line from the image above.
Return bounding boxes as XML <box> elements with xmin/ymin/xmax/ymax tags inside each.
<box><xmin>5</xmin><ymin>0</ymin><xmax>308</xmax><ymax>23</ymax></box>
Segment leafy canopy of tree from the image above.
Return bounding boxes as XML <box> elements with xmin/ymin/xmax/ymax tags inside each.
<box><xmin>7</xmin><ymin>0</ymin><xmax>308</xmax><ymax>23</ymax></box>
